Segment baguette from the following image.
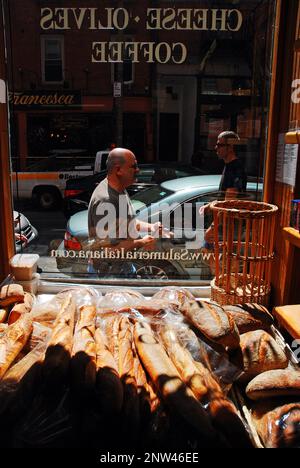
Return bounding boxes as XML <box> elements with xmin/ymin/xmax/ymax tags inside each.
<box><xmin>159</xmin><ymin>325</ymin><xmax>252</xmax><ymax>448</ymax></box>
<box><xmin>0</xmin><ymin>284</ymin><xmax>24</xmax><ymax>308</ymax></box>
<box><xmin>100</xmin><ymin>313</ymin><xmax>123</xmax><ymax>363</ymax></box>
<box><xmin>0</xmin><ymin>342</ymin><xmax>46</xmax><ymax>417</ymax></box>
<box><xmin>118</xmin><ymin>316</ymin><xmax>135</xmax><ymax>378</ymax></box>
<box><xmin>24</xmin><ymin>321</ymin><xmax>51</xmax><ymax>352</ymax></box>
<box><xmin>0</xmin><ymin>309</ymin><xmax>8</xmax><ymax>324</ymax></box>
<box><xmin>71</xmin><ymin>305</ymin><xmax>97</xmax><ymax>395</ymax></box>
<box><xmin>94</xmin><ymin>327</ymin><xmax>123</xmax><ymax>414</ymax></box>
<box><xmin>252</xmin><ymin>402</ymin><xmax>300</xmax><ymax>448</ymax></box>
<box><xmin>0</xmin><ymin>341</ymin><xmax>46</xmax><ymax>393</ymax></box>
<box><xmin>246</xmin><ymin>368</ymin><xmax>300</xmax><ymax>400</ymax></box>
<box><xmin>133</xmin><ymin>320</ymin><xmax>225</xmax><ymax>446</ymax></box>
<box><xmin>43</xmin><ymin>293</ymin><xmax>75</xmax><ymax>391</ymax></box>
<box><xmin>0</xmin><ymin>314</ymin><xmax>33</xmax><ymax>380</ymax></box>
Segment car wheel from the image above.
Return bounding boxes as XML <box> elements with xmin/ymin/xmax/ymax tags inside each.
<box><xmin>35</xmin><ymin>189</ymin><xmax>61</xmax><ymax>210</ymax></box>
<box><xmin>134</xmin><ymin>261</ymin><xmax>184</xmax><ymax>280</ymax></box>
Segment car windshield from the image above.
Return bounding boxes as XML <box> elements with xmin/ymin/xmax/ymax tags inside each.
<box><xmin>131</xmin><ymin>185</ymin><xmax>174</xmax><ymax>207</ymax></box>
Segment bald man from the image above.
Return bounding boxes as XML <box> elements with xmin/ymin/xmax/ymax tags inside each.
<box><xmin>88</xmin><ymin>148</ymin><xmax>160</xmax><ymax>275</ymax></box>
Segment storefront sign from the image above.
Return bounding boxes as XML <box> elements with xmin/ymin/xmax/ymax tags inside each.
<box><xmin>9</xmin><ymin>91</ymin><xmax>82</xmax><ymax>108</ymax></box>
<box><xmin>40</xmin><ymin>7</ymin><xmax>243</xmax><ymax>64</ymax></box>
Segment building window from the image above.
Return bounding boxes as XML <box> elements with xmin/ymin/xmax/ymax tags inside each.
<box><xmin>41</xmin><ymin>36</ymin><xmax>64</xmax><ymax>83</ymax></box>
<box><xmin>111</xmin><ymin>38</ymin><xmax>134</xmax><ymax>85</ymax></box>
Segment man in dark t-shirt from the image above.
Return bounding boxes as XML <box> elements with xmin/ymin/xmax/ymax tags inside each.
<box><xmin>204</xmin><ymin>131</ymin><xmax>247</xmax><ymax>244</ymax></box>
<box><xmin>217</xmin><ymin>131</ymin><xmax>247</xmax><ymax>194</ymax></box>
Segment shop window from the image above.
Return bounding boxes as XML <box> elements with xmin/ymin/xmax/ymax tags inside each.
<box><xmin>5</xmin><ymin>0</ymin><xmax>277</xmax><ymax>286</ymax></box>
<box><xmin>41</xmin><ymin>36</ymin><xmax>64</xmax><ymax>83</ymax></box>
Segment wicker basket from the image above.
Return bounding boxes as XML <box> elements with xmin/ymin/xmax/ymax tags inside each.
<box><xmin>210</xmin><ymin>200</ymin><xmax>278</xmax><ymax>306</ymax></box>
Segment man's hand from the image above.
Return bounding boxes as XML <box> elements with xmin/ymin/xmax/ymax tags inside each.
<box><xmin>151</xmin><ymin>222</ymin><xmax>174</xmax><ymax>239</ymax></box>
<box><xmin>139</xmin><ymin>235</ymin><xmax>156</xmax><ymax>251</ymax></box>
<box><xmin>199</xmin><ymin>203</ymin><xmax>210</xmax><ymax>217</ymax></box>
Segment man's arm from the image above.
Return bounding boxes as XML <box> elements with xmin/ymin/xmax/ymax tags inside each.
<box><xmin>111</xmin><ymin>236</ymin><xmax>156</xmax><ymax>252</ymax></box>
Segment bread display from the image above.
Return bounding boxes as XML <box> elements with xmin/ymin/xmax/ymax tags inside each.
<box><xmin>224</xmin><ymin>304</ymin><xmax>274</xmax><ymax>334</ymax></box>
<box><xmin>252</xmin><ymin>402</ymin><xmax>300</xmax><ymax>448</ymax></box>
<box><xmin>0</xmin><ymin>283</ymin><xmax>298</xmax><ymax>448</ymax></box>
<box><xmin>239</xmin><ymin>330</ymin><xmax>289</xmax><ymax>381</ymax></box>
<box><xmin>246</xmin><ymin>368</ymin><xmax>300</xmax><ymax>400</ymax></box>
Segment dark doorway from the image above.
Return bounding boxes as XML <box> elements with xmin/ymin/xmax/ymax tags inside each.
<box><xmin>159</xmin><ymin>113</ymin><xmax>179</xmax><ymax>161</ymax></box>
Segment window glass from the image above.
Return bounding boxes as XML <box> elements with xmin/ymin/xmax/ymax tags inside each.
<box><xmin>5</xmin><ymin>0</ymin><xmax>277</xmax><ymax>284</ymax></box>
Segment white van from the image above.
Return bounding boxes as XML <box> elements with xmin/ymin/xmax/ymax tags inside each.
<box><xmin>12</xmin><ymin>149</ymin><xmax>110</xmax><ymax>210</ymax></box>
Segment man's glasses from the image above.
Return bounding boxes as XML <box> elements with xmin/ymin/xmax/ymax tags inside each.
<box><xmin>216</xmin><ymin>143</ymin><xmax>229</xmax><ymax>148</ymax></box>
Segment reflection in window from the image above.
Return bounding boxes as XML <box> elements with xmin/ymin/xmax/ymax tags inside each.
<box><xmin>41</xmin><ymin>36</ymin><xmax>64</xmax><ymax>83</ymax></box>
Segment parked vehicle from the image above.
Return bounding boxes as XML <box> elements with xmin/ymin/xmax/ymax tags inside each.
<box><xmin>14</xmin><ymin>211</ymin><xmax>38</xmax><ymax>253</ymax></box>
<box><xmin>63</xmin><ymin>163</ymin><xmax>207</xmax><ymax>217</ymax></box>
<box><xmin>54</xmin><ymin>175</ymin><xmax>262</xmax><ymax>280</ymax></box>
<box><xmin>12</xmin><ymin>148</ymin><xmax>111</xmax><ymax>211</ymax></box>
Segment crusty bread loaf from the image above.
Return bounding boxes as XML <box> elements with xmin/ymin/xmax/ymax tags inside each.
<box><xmin>181</xmin><ymin>300</ymin><xmax>240</xmax><ymax>350</ymax></box>
<box><xmin>0</xmin><ymin>314</ymin><xmax>33</xmax><ymax>379</ymax></box>
<box><xmin>252</xmin><ymin>402</ymin><xmax>300</xmax><ymax>448</ymax></box>
<box><xmin>133</xmin><ymin>320</ymin><xmax>226</xmax><ymax>446</ymax></box>
<box><xmin>224</xmin><ymin>304</ymin><xmax>274</xmax><ymax>334</ymax></box>
<box><xmin>0</xmin><ymin>284</ymin><xmax>24</xmax><ymax>307</ymax></box>
<box><xmin>239</xmin><ymin>330</ymin><xmax>289</xmax><ymax>382</ymax></box>
<box><xmin>246</xmin><ymin>368</ymin><xmax>300</xmax><ymax>400</ymax></box>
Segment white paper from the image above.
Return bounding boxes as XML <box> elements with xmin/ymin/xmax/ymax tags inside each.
<box><xmin>276</xmin><ymin>133</ymin><xmax>299</xmax><ymax>187</ymax></box>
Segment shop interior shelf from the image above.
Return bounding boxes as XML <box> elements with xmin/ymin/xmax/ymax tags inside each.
<box><xmin>283</xmin><ymin>227</ymin><xmax>300</xmax><ymax>249</ymax></box>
